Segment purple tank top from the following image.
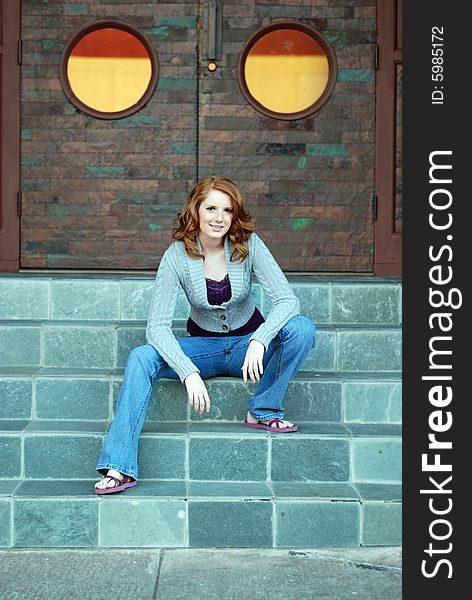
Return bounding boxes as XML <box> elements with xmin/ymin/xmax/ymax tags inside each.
<box><xmin>186</xmin><ymin>274</ymin><xmax>265</xmax><ymax>337</ymax></box>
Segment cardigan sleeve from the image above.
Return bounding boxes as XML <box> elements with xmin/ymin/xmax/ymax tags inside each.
<box><xmin>248</xmin><ymin>233</ymin><xmax>300</xmax><ymax>350</ymax></box>
<box><xmin>145</xmin><ymin>245</ymin><xmax>200</xmax><ymax>383</ymax></box>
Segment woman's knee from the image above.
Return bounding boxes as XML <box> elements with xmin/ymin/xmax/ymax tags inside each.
<box><xmin>127</xmin><ymin>344</ymin><xmax>163</xmax><ymax>372</ymax></box>
<box><xmin>282</xmin><ymin>316</ymin><xmax>316</xmax><ymax>348</ymax></box>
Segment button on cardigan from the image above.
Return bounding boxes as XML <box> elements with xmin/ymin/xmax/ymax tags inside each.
<box><xmin>186</xmin><ymin>272</ymin><xmax>266</xmax><ymax>337</ymax></box>
<box><xmin>145</xmin><ymin>232</ymin><xmax>300</xmax><ymax>383</ymax></box>
<box><xmin>187</xmin><ymin>306</ymin><xmax>265</xmax><ymax>337</ymax></box>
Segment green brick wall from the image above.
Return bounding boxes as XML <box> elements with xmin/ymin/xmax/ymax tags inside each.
<box><xmin>21</xmin><ymin>0</ymin><xmax>198</xmax><ymax>269</ymax></box>
<box><xmin>21</xmin><ymin>1</ymin><xmax>376</xmax><ymax>271</ymax></box>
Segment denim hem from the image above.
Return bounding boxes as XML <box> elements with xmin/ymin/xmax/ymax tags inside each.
<box><xmin>96</xmin><ymin>463</ymin><xmax>137</xmax><ymax>480</ymax></box>
<box><xmin>248</xmin><ymin>412</ymin><xmax>284</xmax><ymax>421</ymax></box>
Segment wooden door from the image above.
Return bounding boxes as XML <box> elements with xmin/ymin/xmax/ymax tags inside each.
<box><xmin>198</xmin><ymin>1</ymin><xmax>378</xmax><ymax>272</ymax></box>
<box><xmin>19</xmin><ymin>5</ymin><xmax>199</xmax><ymax>269</ymax></box>
<box><xmin>16</xmin><ymin>1</ymin><xmax>384</xmax><ymax>272</ymax></box>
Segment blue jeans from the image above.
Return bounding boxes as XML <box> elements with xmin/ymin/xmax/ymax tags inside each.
<box><xmin>96</xmin><ymin>315</ymin><xmax>316</xmax><ymax>480</ymax></box>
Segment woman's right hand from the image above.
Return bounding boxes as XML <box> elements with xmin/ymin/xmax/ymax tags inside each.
<box><xmin>184</xmin><ymin>372</ymin><xmax>211</xmax><ymax>414</ymax></box>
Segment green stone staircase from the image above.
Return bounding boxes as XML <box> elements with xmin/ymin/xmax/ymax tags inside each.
<box><xmin>0</xmin><ymin>274</ymin><xmax>401</xmax><ymax>548</ymax></box>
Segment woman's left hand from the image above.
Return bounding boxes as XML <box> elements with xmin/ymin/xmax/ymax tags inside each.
<box><xmin>241</xmin><ymin>339</ymin><xmax>265</xmax><ymax>382</ymax></box>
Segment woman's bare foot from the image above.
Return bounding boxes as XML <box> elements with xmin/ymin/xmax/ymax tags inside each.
<box><xmin>246</xmin><ymin>411</ymin><xmax>294</xmax><ymax>428</ymax></box>
<box><xmin>95</xmin><ymin>469</ymin><xmax>128</xmax><ymax>490</ymax></box>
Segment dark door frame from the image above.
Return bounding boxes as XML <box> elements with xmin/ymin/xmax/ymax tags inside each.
<box><xmin>374</xmin><ymin>0</ymin><xmax>402</xmax><ymax>275</ymax></box>
<box><xmin>0</xmin><ymin>0</ymin><xmax>20</xmax><ymax>272</ymax></box>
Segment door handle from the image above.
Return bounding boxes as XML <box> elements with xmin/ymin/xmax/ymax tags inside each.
<box><xmin>206</xmin><ymin>0</ymin><xmax>223</xmax><ymax>61</ymax></box>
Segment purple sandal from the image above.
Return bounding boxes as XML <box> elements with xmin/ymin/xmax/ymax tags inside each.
<box><xmin>94</xmin><ymin>474</ymin><xmax>137</xmax><ymax>495</ymax></box>
<box><xmin>244</xmin><ymin>417</ymin><xmax>298</xmax><ymax>433</ymax></box>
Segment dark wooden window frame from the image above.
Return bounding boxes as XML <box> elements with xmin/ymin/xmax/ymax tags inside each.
<box><xmin>0</xmin><ymin>0</ymin><xmax>20</xmax><ymax>272</ymax></box>
<box><xmin>374</xmin><ymin>0</ymin><xmax>402</xmax><ymax>275</ymax></box>
<box><xmin>59</xmin><ymin>19</ymin><xmax>158</xmax><ymax>120</ymax></box>
<box><xmin>236</xmin><ymin>19</ymin><xmax>337</xmax><ymax>121</ymax></box>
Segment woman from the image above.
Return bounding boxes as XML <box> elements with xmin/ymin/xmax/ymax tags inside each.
<box><xmin>95</xmin><ymin>175</ymin><xmax>316</xmax><ymax>494</ymax></box>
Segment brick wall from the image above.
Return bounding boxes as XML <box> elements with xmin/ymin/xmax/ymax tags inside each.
<box><xmin>21</xmin><ymin>0</ymin><xmax>376</xmax><ymax>271</ymax></box>
<box><xmin>21</xmin><ymin>0</ymin><xmax>198</xmax><ymax>269</ymax></box>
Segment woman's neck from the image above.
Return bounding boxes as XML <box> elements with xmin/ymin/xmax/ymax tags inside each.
<box><xmin>198</xmin><ymin>234</ymin><xmax>225</xmax><ymax>257</ymax></box>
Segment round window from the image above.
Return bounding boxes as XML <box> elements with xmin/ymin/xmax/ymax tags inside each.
<box><xmin>60</xmin><ymin>20</ymin><xmax>158</xmax><ymax>119</ymax></box>
<box><xmin>237</xmin><ymin>21</ymin><xmax>337</xmax><ymax>120</ymax></box>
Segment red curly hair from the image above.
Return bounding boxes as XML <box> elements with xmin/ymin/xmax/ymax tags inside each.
<box><xmin>172</xmin><ymin>175</ymin><xmax>257</xmax><ymax>262</ymax></box>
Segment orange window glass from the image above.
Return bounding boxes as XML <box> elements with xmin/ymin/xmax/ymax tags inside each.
<box><xmin>244</xmin><ymin>29</ymin><xmax>330</xmax><ymax>114</ymax></box>
<box><xmin>67</xmin><ymin>28</ymin><xmax>154</xmax><ymax>113</ymax></box>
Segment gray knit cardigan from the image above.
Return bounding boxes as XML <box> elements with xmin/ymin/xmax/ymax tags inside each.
<box><xmin>145</xmin><ymin>232</ymin><xmax>300</xmax><ymax>382</ymax></box>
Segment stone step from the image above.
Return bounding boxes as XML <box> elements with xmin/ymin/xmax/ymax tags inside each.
<box><xmin>0</xmin><ymin>479</ymin><xmax>401</xmax><ymax>548</ymax></box>
<box><xmin>0</xmin><ymin>277</ymin><xmax>402</xmax><ymax>549</ymax></box>
<box><xmin>0</xmin><ymin>369</ymin><xmax>401</xmax><ymax>424</ymax></box>
<box><xmin>0</xmin><ymin>420</ymin><xmax>401</xmax><ymax>483</ymax></box>
<box><xmin>0</xmin><ymin>274</ymin><xmax>402</xmax><ymax>327</ymax></box>
<box><xmin>0</xmin><ymin>321</ymin><xmax>402</xmax><ymax>372</ymax></box>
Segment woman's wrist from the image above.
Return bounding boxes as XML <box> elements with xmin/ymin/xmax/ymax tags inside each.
<box><xmin>249</xmin><ymin>339</ymin><xmax>265</xmax><ymax>350</ymax></box>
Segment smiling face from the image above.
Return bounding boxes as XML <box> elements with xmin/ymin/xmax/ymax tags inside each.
<box><xmin>197</xmin><ymin>188</ymin><xmax>233</xmax><ymax>244</ymax></box>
